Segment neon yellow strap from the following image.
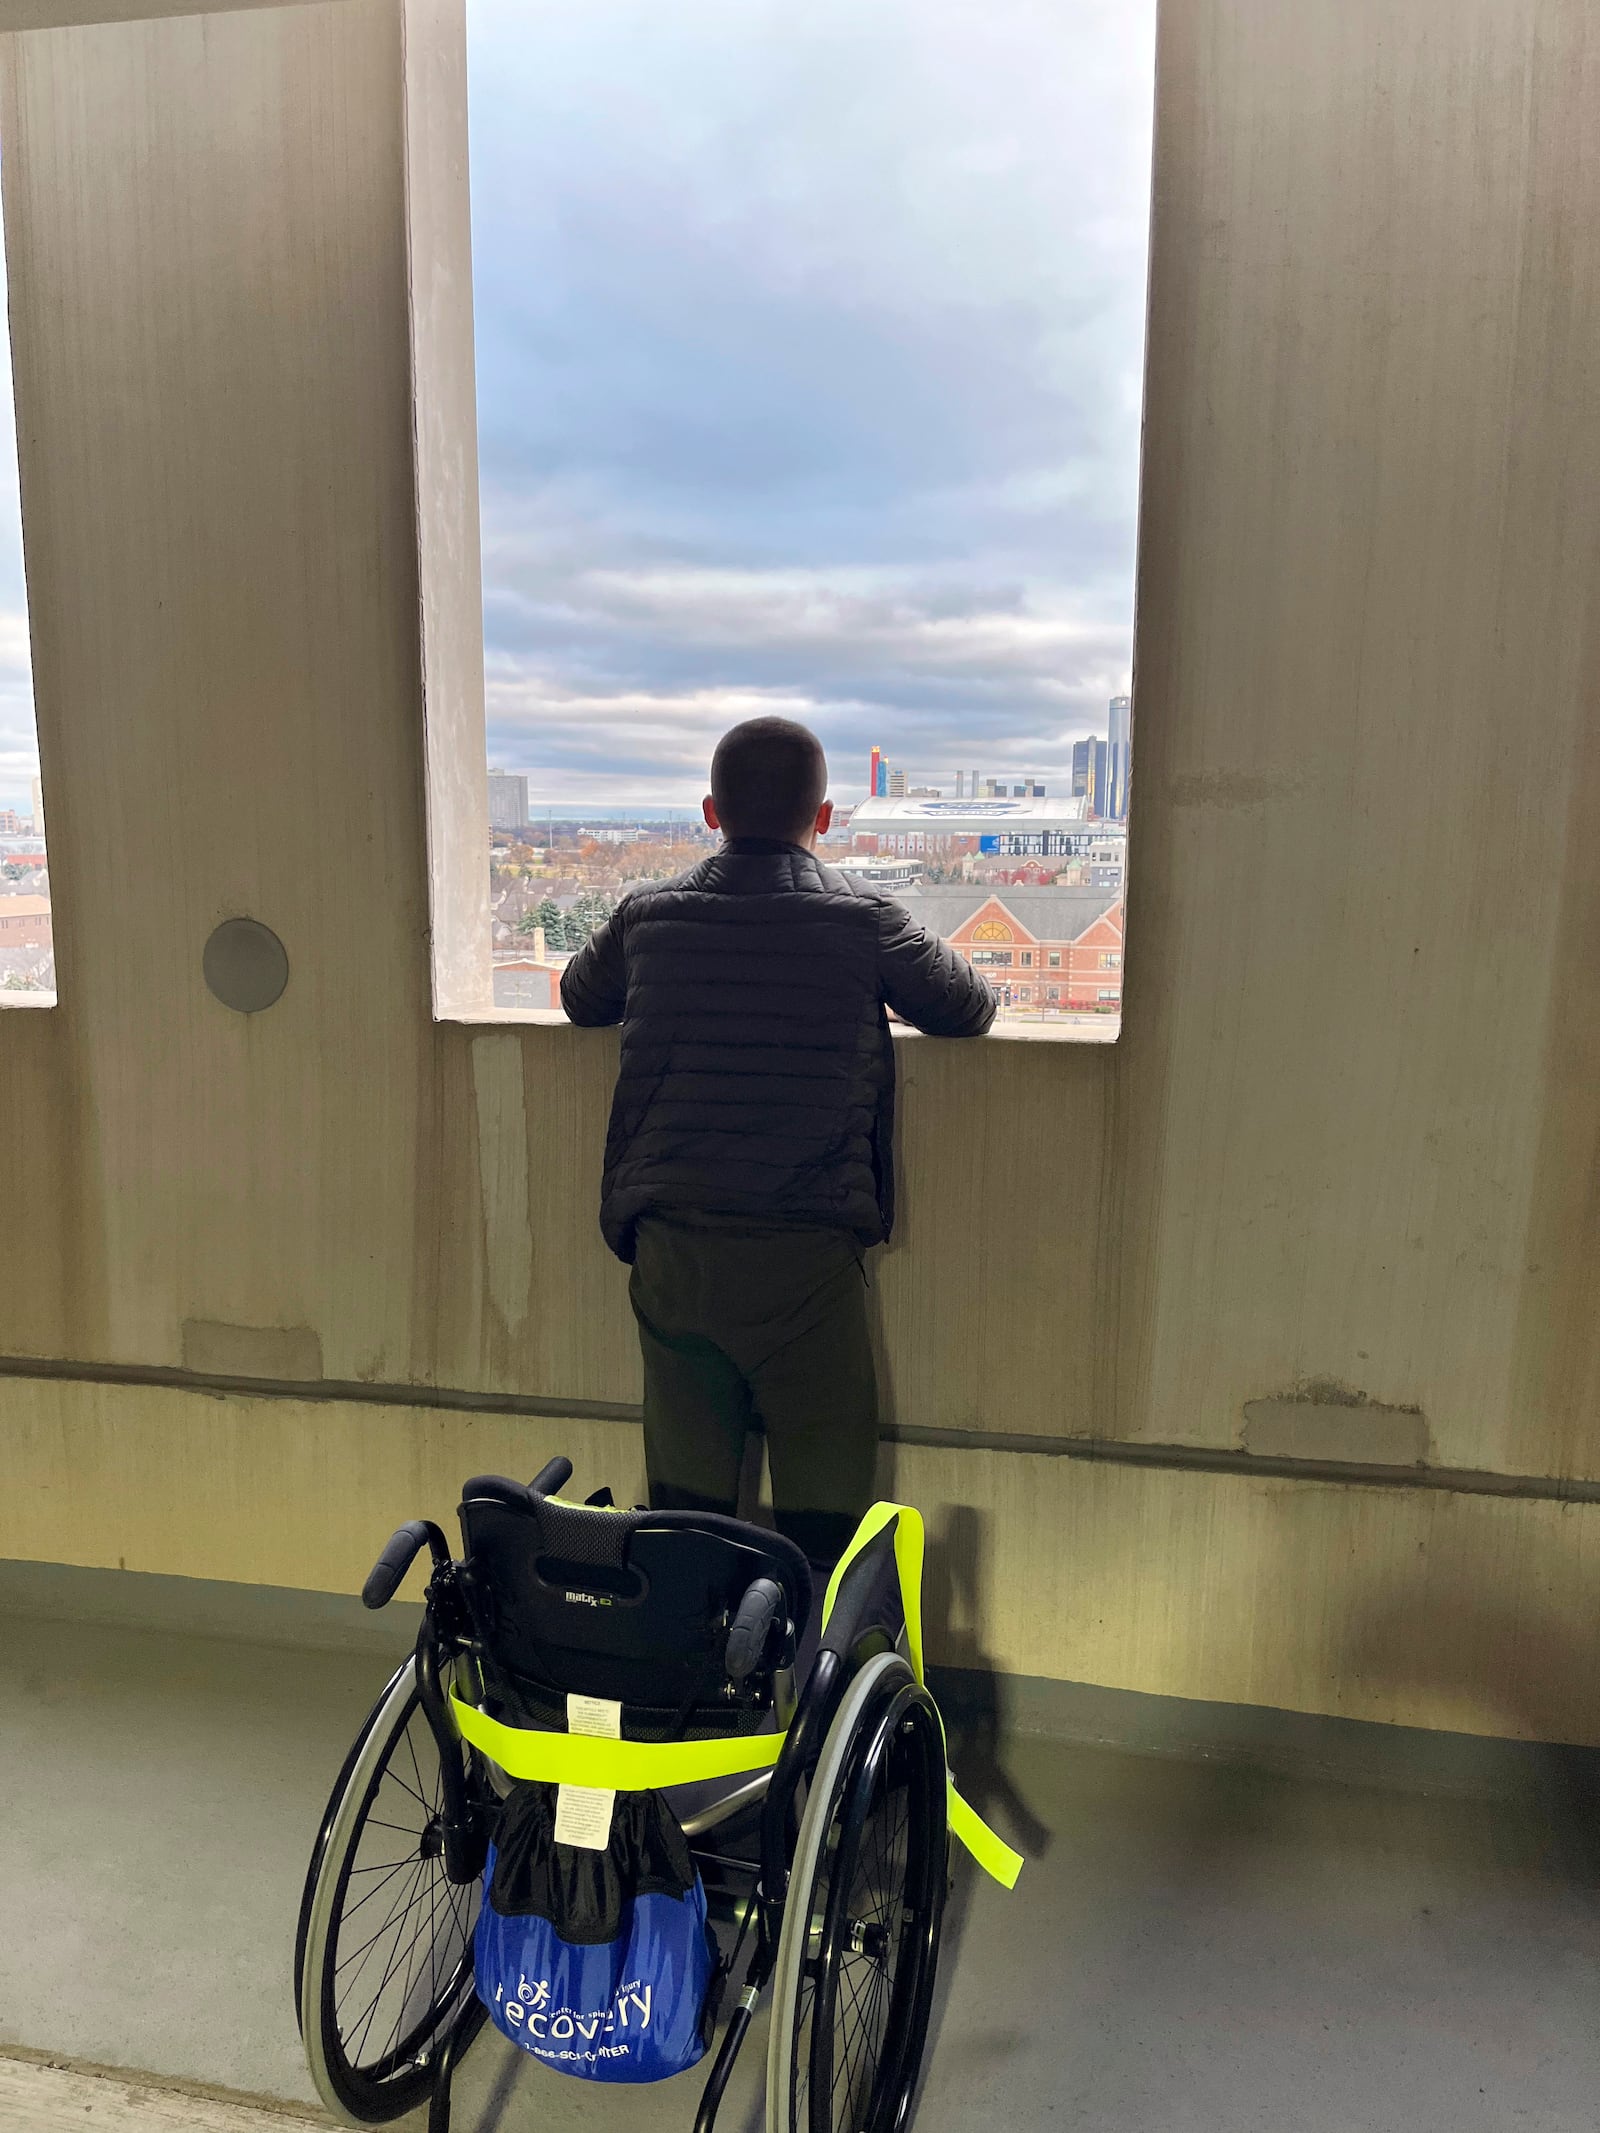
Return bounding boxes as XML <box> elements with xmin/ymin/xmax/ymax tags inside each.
<box><xmin>447</xmin><ymin>1498</ymin><xmax>1022</xmax><ymax>1889</ymax></box>
<box><xmin>823</xmin><ymin>1500</ymin><xmax>1024</xmax><ymax>1890</ymax></box>
<box><xmin>946</xmin><ymin>1786</ymin><xmax>1024</xmax><ymax>1892</ymax></box>
<box><xmin>450</xmin><ymin>1694</ymin><xmax>784</xmax><ymax>1788</ymax></box>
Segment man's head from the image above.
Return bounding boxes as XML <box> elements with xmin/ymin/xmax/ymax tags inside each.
<box><xmin>704</xmin><ymin>716</ymin><xmax>833</xmax><ymax>847</ymax></box>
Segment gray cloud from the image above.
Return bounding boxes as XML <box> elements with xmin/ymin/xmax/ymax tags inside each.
<box><xmin>481</xmin><ymin>556</ymin><xmax>1130</xmax><ymax>802</ymax></box>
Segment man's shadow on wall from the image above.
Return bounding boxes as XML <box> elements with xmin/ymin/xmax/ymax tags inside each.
<box><xmin>923</xmin><ymin>1501</ymin><xmax>1055</xmax><ymax>1866</ymax></box>
<box><xmin>906</xmin><ymin>1496</ymin><xmax>1056</xmax><ymax>2082</ymax></box>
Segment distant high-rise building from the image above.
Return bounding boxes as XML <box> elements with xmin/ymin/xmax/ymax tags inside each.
<box><xmin>488</xmin><ymin>768</ymin><xmax>530</xmax><ymax>832</ymax></box>
<box><xmin>30</xmin><ymin>776</ymin><xmax>44</xmax><ymax>837</ymax></box>
<box><xmin>888</xmin><ymin>769</ymin><xmax>907</xmax><ymax>798</ymax></box>
<box><xmin>1072</xmin><ymin>737</ymin><xmax>1109</xmax><ymax>812</ymax></box>
<box><xmin>1107</xmin><ymin>695</ymin><xmax>1132</xmax><ymax>821</ymax></box>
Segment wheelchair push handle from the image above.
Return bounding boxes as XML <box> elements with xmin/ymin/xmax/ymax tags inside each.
<box><xmin>726</xmin><ymin>1577</ymin><xmax>785</xmax><ymax>1684</ymax></box>
<box><xmin>529</xmin><ymin>1456</ymin><xmax>573</xmax><ymax>1497</ymax></box>
<box><xmin>361</xmin><ymin>1518</ymin><xmax>451</xmax><ymax>1610</ymax></box>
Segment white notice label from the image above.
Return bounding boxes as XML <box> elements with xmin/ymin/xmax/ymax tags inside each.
<box><xmin>553</xmin><ymin>1783</ymin><xmax>616</xmax><ymax>1849</ymax></box>
<box><xmin>555</xmin><ymin>1693</ymin><xmax>623</xmax><ymax>1851</ymax></box>
<box><xmin>567</xmin><ymin>1694</ymin><xmax>622</xmax><ymax>1740</ymax></box>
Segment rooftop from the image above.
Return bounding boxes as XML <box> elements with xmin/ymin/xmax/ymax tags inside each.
<box><xmin>893</xmin><ymin>882</ymin><xmax>1122</xmax><ymax>941</ymax></box>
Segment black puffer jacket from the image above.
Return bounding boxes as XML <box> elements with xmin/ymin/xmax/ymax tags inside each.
<box><xmin>561</xmin><ymin>839</ymin><xmax>996</xmax><ymax>1261</ymax></box>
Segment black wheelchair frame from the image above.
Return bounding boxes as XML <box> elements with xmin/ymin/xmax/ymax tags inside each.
<box><xmin>294</xmin><ymin>1457</ymin><xmax>950</xmax><ymax>2133</ymax></box>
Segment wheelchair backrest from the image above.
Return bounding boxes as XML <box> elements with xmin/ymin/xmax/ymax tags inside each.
<box><xmin>456</xmin><ymin>1476</ymin><xmax>813</xmax><ymax>1736</ymax></box>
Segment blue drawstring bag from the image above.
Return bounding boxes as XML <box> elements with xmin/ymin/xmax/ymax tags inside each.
<box><xmin>475</xmin><ymin>1784</ymin><xmax>718</xmax><ymax>2083</ymax></box>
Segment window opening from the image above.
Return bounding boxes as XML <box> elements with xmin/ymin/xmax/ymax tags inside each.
<box><xmin>0</xmin><ymin>161</ymin><xmax>49</xmax><ymax>1008</ymax></box>
<box><xmin>465</xmin><ymin>0</ymin><xmax>1153</xmax><ymax>1038</ymax></box>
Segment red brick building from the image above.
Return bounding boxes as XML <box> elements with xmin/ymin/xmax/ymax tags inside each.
<box><xmin>0</xmin><ymin>896</ymin><xmax>52</xmax><ymax>951</ymax></box>
<box><xmin>992</xmin><ymin>860</ymin><xmax>1055</xmax><ymax>888</ymax></box>
<box><xmin>893</xmin><ymin>886</ymin><xmax>1124</xmax><ymax>1013</ymax></box>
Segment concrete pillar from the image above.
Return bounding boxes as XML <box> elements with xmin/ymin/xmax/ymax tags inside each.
<box><xmin>0</xmin><ymin>0</ymin><xmax>486</xmax><ymax>1370</ymax></box>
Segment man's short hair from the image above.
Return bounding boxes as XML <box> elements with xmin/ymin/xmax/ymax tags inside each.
<box><xmin>710</xmin><ymin>717</ymin><xmax>828</xmax><ymax>841</ymax></box>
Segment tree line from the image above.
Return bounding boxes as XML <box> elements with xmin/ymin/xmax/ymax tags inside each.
<box><xmin>516</xmin><ymin>891</ymin><xmax>616</xmax><ymax>953</ymax></box>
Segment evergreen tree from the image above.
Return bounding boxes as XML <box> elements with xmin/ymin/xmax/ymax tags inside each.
<box><xmin>567</xmin><ymin>889</ymin><xmax>616</xmax><ymax>943</ymax></box>
<box><xmin>516</xmin><ymin>895</ymin><xmax>567</xmax><ymax>950</ymax></box>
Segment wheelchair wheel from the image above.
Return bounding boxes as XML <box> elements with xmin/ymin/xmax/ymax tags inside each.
<box><xmin>767</xmin><ymin>1651</ymin><xmax>948</xmax><ymax>2133</ymax></box>
<box><xmin>296</xmin><ymin>1656</ymin><xmax>484</xmax><ymax>2123</ymax></box>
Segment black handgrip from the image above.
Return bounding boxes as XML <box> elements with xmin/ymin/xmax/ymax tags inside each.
<box><xmin>530</xmin><ymin>1457</ymin><xmax>573</xmax><ymax>1497</ymax></box>
<box><xmin>726</xmin><ymin>1577</ymin><xmax>783</xmax><ymax>1684</ymax></box>
<box><xmin>362</xmin><ymin>1520</ymin><xmax>442</xmax><ymax>1610</ymax></box>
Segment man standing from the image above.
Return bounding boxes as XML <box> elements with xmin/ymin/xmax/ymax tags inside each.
<box><xmin>562</xmin><ymin>716</ymin><xmax>995</xmax><ymax>1566</ymax></box>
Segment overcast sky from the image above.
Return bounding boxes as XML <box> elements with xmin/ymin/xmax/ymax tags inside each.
<box><xmin>0</xmin><ymin>218</ymin><xmax>34</xmax><ymax>822</ymax></box>
<box><xmin>0</xmin><ymin>0</ymin><xmax>1154</xmax><ymax>819</ymax></box>
<box><xmin>470</xmin><ymin>0</ymin><xmax>1156</xmax><ymax>808</ymax></box>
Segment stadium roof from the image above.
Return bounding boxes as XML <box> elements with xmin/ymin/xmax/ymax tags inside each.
<box><xmin>846</xmin><ymin>793</ymin><xmax>1104</xmax><ymax>830</ymax></box>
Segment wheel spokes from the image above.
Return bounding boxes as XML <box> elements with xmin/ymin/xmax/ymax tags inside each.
<box><xmin>331</xmin><ymin>1703</ymin><xmax>481</xmax><ymax>2081</ymax></box>
<box><xmin>818</xmin><ymin>1749</ymin><xmax>917</xmax><ymax>2130</ymax></box>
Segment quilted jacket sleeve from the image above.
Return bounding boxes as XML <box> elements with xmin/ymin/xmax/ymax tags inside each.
<box><xmin>877</xmin><ymin>897</ymin><xmax>997</xmax><ymax>1037</ymax></box>
<box><xmin>560</xmin><ymin>908</ymin><xmax>628</xmax><ymax>1026</ymax></box>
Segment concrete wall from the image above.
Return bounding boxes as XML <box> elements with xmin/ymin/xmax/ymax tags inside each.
<box><xmin>2</xmin><ymin>0</ymin><xmax>1599</xmax><ymax>1739</ymax></box>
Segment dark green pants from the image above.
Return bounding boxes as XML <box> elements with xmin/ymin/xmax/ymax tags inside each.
<box><xmin>630</xmin><ymin>1214</ymin><xmax>880</xmax><ymax>1566</ymax></box>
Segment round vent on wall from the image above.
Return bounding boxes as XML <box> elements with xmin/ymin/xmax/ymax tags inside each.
<box><xmin>203</xmin><ymin>918</ymin><xmax>289</xmax><ymax>1014</ymax></box>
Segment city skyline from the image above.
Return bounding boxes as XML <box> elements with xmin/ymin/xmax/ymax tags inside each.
<box><xmin>485</xmin><ymin>734</ymin><xmax>1126</xmax><ymax>819</ymax></box>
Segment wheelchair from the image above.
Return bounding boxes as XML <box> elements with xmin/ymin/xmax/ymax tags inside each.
<box><xmin>295</xmin><ymin>1457</ymin><xmax>1016</xmax><ymax>2133</ymax></box>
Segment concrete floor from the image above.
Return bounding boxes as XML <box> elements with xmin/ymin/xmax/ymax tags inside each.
<box><xmin>4</xmin><ymin>1609</ymin><xmax>1600</xmax><ymax>2132</ymax></box>
<box><xmin>0</xmin><ymin>2056</ymin><xmax>325</xmax><ymax>2131</ymax></box>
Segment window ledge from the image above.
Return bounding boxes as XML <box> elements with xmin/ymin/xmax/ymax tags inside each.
<box><xmin>438</xmin><ymin>1006</ymin><xmax>1120</xmax><ymax>1044</ymax></box>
